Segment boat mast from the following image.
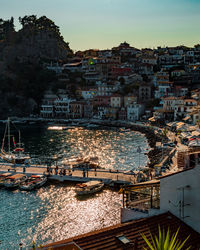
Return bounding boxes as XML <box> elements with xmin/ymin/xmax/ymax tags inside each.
<box><xmin>8</xmin><ymin>117</ymin><xmax>10</xmax><ymax>153</ymax></box>
<box><xmin>19</xmin><ymin>130</ymin><xmax>21</xmax><ymax>147</ymax></box>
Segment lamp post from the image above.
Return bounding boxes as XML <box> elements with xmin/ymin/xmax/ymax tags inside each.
<box><xmin>137</xmin><ymin>146</ymin><xmax>141</xmax><ymax>169</ymax></box>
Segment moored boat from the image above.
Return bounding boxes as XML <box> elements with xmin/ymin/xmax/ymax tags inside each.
<box><xmin>75</xmin><ymin>180</ymin><xmax>104</xmax><ymax>196</ymax></box>
<box><xmin>4</xmin><ymin>174</ymin><xmax>27</xmax><ymax>189</ymax></box>
<box><xmin>0</xmin><ymin>173</ymin><xmax>12</xmax><ymax>186</ymax></box>
<box><xmin>0</xmin><ymin>118</ymin><xmax>30</xmax><ymax>164</ymax></box>
<box><xmin>19</xmin><ymin>175</ymin><xmax>47</xmax><ymax>191</ymax></box>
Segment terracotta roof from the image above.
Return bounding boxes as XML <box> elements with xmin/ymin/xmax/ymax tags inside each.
<box><xmin>43</xmin><ymin>212</ymin><xmax>200</xmax><ymax>249</ymax></box>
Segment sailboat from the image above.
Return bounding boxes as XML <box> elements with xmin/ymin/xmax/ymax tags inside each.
<box><xmin>0</xmin><ymin>118</ymin><xmax>30</xmax><ymax>164</ymax></box>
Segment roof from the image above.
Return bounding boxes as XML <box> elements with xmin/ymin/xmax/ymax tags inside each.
<box><xmin>158</xmin><ymin>167</ymin><xmax>194</xmax><ymax>179</ymax></box>
<box><xmin>122</xmin><ymin>179</ymin><xmax>160</xmax><ymax>191</ymax></box>
<box><xmin>43</xmin><ymin>212</ymin><xmax>200</xmax><ymax>249</ymax></box>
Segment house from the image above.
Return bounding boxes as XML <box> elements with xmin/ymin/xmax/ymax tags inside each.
<box><xmin>107</xmin><ymin>107</ymin><xmax>118</xmax><ymax>120</ymax></box>
<box><xmin>121</xmin><ymin>151</ymin><xmax>200</xmax><ymax>235</ymax></box>
<box><xmin>124</xmin><ymin>94</ymin><xmax>137</xmax><ymax>107</ymax></box>
<box><xmin>69</xmin><ymin>101</ymin><xmax>84</xmax><ymax>119</ymax></box>
<box><xmin>127</xmin><ymin>103</ymin><xmax>144</xmax><ymax>121</ymax></box>
<box><xmin>117</xmin><ymin>73</ymin><xmax>143</xmax><ymax>85</ymax></box>
<box><xmin>138</xmin><ymin>63</ymin><xmax>154</xmax><ymax>75</ymax></box>
<box><xmin>97</xmin><ymin>83</ymin><xmax>119</xmax><ymax>96</ymax></box>
<box><xmin>171</xmin><ymin>69</ymin><xmax>185</xmax><ymax>77</ymax></box>
<box><xmin>118</xmin><ymin>107</ymin><xmax>127</xmax><ymax>120</ymax></box>
<box><xmin>54</xmin><ymin>95</ymin><xmax>72</xmax><ymax>118</ymax></box>
<box><xmin>63</xmin><ymin>62</ymin><xmax>82</xmax><ymax>72</ymax></box>
<box><xmin>159</xmin><ymin>162</ymin><xmax>200</xmax><ymax>233</ymax></box>
<box><xmin>138</xmin><ymin>83</ymin><xmax>151</xmax><ymax>101</ymax></box>
<box><xmin>81</xmin><ymin>87</ymin><xmax>97</xmax><ymax>100</ymax></box>
<box><xmin>141</xmin><ymin>55</ymin><xmax>157</xmax><ymax>65</ymax></box>
<box><xmin>154</xmin><ymin>81</ymin><xmax>173</xmax><ymax>99</ymax></box>
<box><xmin>111</xmin><ymin>67</ymin><xmax>132</xmax><ymax>78</ymax></box>
<box><xmin>94</xmin><ymin>96</ymin><xmax>110</xmax><ymax>106</ymax></box>
<box><xmin>83</xmin><ymin>102</ymin><xmax>93</xmax><ymax>119</ymax></box>
<box><xmin>153</xmin><ymin>70</ymin><xmax>169</xmax><ymax>87</ymax></box>
<box><xmin>174</xmin><ymin>99</ymin><xmax>197</xmax><ymax>120</ymax></box>
<box><xmin>110</xmin><ymin>94</ymin><xmax>122</xmax><ymax>108</ymax></box>
<box><xmin>40</xmin><ymin>94</ymin><xmax>57</xmax><ymax>118</ymax></box>
<box><xmin>97</xmin><ymin>106</ymin><xmax>109</xmax><ymax>119</ymax></box>
<box><xmin>174</xmin><ymin>86</ymin><xmax>188</xmax><ymax>97</ymax></box>
<box><xmin>112</xmin><ymin>41</ymin><xmax>139</xmax><ymax>56</ymax></box>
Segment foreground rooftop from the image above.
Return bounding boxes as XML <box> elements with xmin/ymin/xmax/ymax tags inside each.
<box><xmin>42</xmin><ymin>212</ymin><xmax>200</xmax><ymax>249</ymax></box>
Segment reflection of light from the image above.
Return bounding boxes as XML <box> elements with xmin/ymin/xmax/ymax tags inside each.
<box><xmin>33</xmin><ymin>186</ymin><xmax>122</xmax><ymax>246</ymax></box>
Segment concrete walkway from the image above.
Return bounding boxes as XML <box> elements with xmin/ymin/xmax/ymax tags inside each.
<box><xmin>0</xmin><ymin>163</ymin><xmax>136</xmax><ymax>185</ymax></box>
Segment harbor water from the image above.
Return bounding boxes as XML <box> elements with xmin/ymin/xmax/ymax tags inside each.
<box><xmin>0</xmin><ymin>124</ymin><xmax>150</xmax><ymax>248</ymax></box>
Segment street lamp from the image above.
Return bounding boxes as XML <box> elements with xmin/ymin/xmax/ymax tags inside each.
<box><xmin>137</xmin><ymin>146</ymin><xmax>142</xmax><ymax>169</ymax></box>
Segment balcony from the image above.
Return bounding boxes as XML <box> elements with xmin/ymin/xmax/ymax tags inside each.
<box><xmin>121</xmin><ymin>180</ymin><xmax>160</xmax><ymax>213</ymax></box>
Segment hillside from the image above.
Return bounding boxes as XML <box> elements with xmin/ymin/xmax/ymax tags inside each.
<box><xmin>0</xmin><ymin>15</ymin><xmax>73</xmax><ymax>119</ymax></box>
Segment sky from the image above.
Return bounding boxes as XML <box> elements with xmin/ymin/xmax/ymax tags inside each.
<box><xmin>0</xmin><ymin>0</ymin><xmax>200</xmax><ymax>51</ymax></box>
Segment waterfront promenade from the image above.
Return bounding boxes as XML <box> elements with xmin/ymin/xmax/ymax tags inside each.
<box><xmin>0</xmin><ymin>163</ymin><xmax>136</xmax><ymax>185</ymax></box>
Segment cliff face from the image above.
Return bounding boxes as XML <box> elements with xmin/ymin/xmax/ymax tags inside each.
<box><xmin>0</xmin><ymin>16</ymin><xmax>72</xmax><ymax>66</ymax></box>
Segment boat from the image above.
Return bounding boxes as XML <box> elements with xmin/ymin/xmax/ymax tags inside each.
<box><xmin>0</xmin><ymin>172</ymin><xmax>12</xmax><ymax>186</ymax></box>
<box><xmin>4</xmin><ymin>174</ymin><xmax>27</xmax><ymax>189</ymax></box>
<box><xmin>48</xmin><ymin>126</ymin><xmax>67</xmax><ymax>131</ymax></box>
<box><xmin>75</xmin><ymin>180</ymin><xmax>104</xmax><ymax>196</ymax></box>
<box><xmin>19</xmin><ymin>175</ymin><xmax>47</xmax><ymax>191</ymax></box>
<box><xmin>0</xmin><ymin>118</ymin><xmax>30</xmax><ymax>164</ymax></box>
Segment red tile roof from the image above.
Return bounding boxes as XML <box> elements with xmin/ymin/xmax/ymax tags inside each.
<box><xmin>43</xmin><ymin>212</ymin><xmax>200</xmax><ymax>249</ymax></box>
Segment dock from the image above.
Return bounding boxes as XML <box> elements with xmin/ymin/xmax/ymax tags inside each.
<box><xmin>0</xmin><ymin>163</ymin><xmax>136</xmax><ymax>185</ymax></box>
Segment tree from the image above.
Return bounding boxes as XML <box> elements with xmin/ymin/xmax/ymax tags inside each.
<box><xmin>0</xmin><ymin>17</ymin><xmax>15</xmax><ymax>41</ymax></box>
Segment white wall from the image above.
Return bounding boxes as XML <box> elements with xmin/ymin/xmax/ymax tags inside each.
<box><xmin>160</xmin><ymin>164</ymin><xmax>200</xmax><ymax>233</ymax></box>
<box><xmin>121</xmin><ymin>208</ymin><xmax>161</xmax><ymax>223</ymax></box>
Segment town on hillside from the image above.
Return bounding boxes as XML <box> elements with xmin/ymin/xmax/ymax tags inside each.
<box><xmin>41</xmin><ymin>42</ymin><xmax>200</xmax><ymax>127</ymax></box>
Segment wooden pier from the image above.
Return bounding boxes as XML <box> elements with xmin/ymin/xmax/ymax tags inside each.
<box><xmin>0</xmin><ymin>163</ymin><xmax>136</xmax><ymax>185</ymax></box>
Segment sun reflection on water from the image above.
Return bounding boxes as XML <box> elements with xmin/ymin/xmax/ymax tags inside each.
<box><xmin>30</xmin><ymin>185</ymin><xmax>122</xmax><ymax>246</ymax></box>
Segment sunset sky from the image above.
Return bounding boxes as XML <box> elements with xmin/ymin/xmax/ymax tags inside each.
<box><xmin>1</xmin><ymin>0</ymin><xmax>200</xmax><ymax>51</ymax></box>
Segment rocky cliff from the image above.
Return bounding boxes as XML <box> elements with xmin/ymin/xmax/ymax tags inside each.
<box><xmin>0</xmin><ymin>15</ymin><xmax>73</xmax><ymax>118</ymax></box>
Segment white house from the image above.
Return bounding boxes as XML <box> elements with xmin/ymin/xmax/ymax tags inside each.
<box><xmin>160</xmin><ymin>163</ymin><xmax>200</xmax><ymax>233</ymax></box>
<box><xmin>121</xmin><ymin>152</ymin><xmax>200</xmax><ymax>234</ymax></box>
<box><xmin>127</xmin><ymin>103</ymin><xmax>144</xmax><ymax>121</ymax></box>
<box><xmin>174</xmin><ymin>99</ymin><xmax>197</xmax><ymax>120</ymax></box>
<box><xmin>110</xmin><ymin>94</ymin><xmax>122</xmax><ymax>108</ymax></box>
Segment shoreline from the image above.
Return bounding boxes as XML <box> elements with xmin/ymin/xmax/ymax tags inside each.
<box><xmin>0</xmin><ymin>117</ymin><xmax>167</xmax><ymax>170</ymax></box>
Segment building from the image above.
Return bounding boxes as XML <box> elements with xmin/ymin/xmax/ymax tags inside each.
<box><xmin>174</xmin><ymin>99</ymin><xmax>197</xmax><ymax>120</ymax></box>
<box><xmin>138</xmin><ymin>84</ymin><xmax>151</xmax><ymax>101</ymax></box>
<box><xmin>81</xmin><ymin>87</ymin><xmax>97</xmax><ymax>100</ymax></box>
<box><xmin>40</xmin><ymin>94</ymin><xmax>57</xmax><ymax>118</ymax></box>
<box><xmin>54</xmin><ymin>95</ymin><xmax>72</xmax><ymax>118</ymax></box>
<box><xmin>43</xmin><ymin>211</ymin><xmax>200</xmax><ymax>249</ymax></box>
<box><xmin>94</xmin><ymin>96</ymin><xmax>111</xmax><ymax>106</ymax></box>
<box><xmin>127</xmin><ymin>103</ymin><xmax>144</xmax><ymax>121</ymax></box>
<box><xmin>124</xmin><ymin>94</ymin><xmax>137</xmax><ymax>107</ymax></box>
<box><xmin>110</xmin><ymin>94</ymin><xmax>122</xmax><ymax>108</ymax></box>
<box><xmin>69</xmin><ymin>101</ymin><xmax>84</xmax><ymax>119</ymax></box>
